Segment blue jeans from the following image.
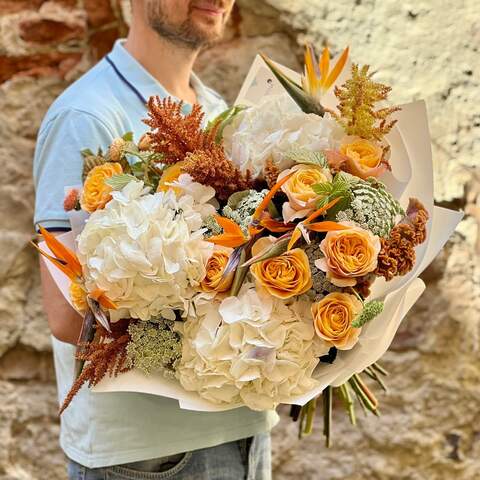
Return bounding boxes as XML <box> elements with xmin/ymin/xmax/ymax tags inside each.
<box><xmin>67</xmin><ymin>433</ymin><xmax>271</xmax><ymax>480</ymax></box>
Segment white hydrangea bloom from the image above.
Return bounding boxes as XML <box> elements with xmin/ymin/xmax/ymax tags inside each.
<box><xmin>77</xmin><ymin>181</ymin><xmax>213</xmax><ymax>321</ymax></box>
<box><xmin>168</xmin><ymin>173</ymin><xmax>219</xmax><ymax>218</ymax></box>
<box><xmin>178</xmin><ymin>284</ymin><xmax>330</xmax><ymax>410</ymax></box>
<box><xmin>222</xmin><ymin>94</ymin><xmax>343</xmax><ymax>179</ymax></box>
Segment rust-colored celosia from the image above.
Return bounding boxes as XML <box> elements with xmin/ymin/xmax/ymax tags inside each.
<box><xmin>375</xmin><ymin>198</ymin><xmax>429</xmax><ymax>281</ymax></box>
<box><xmin>63</xmin><ymin>188</ymin><xmax>79</xmax><ymax>211</ymax></box>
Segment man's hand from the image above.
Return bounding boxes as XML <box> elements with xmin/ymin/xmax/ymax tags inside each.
<box><xmin>38</xmin><ymin>232</ymin><xmax>84</xmax><ymax>345</ymax></box>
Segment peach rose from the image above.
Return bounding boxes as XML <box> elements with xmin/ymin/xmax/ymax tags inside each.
<box><xmin>200</xmin><ymin>247</ymin><xmax>234</xmax><ymax>293</ymax></box>
<box><xmin>69</xmin><ymin>282</ymin><xmax>87</xmax><ymax>313</ymax></box>
<box><xmin>340</xmin><ymin>137</ymin><xmax>387</xmax><ymax>179</ymax></box>
<box><xmin>278</xmin><ymin>164</ymin><xmax>332</xmax><ymax>222</ymax></box>
<box><xmin>317</xmin><ymin>222</ymin><xmax>381</xmax><ymax>287</ymax></box>
<box><xmin>312</xmin><ymin>292</ymin><xmax>363</xmax><ymax>350</ymax></box>
<box><xmin>250</xmin><ymin>247</ymin><xmax>312</xmax><ymax>299</ymax></box>
<box><xmin>80</xmin><ymin>162</ymin><xmax>123</xmax><ymax>213</ymax></box>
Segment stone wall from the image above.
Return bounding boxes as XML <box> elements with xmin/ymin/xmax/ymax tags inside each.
<box><xmin>0</xmin><ymin>1</ymin><xmax>478</xmax><ymax>479</ymax></box>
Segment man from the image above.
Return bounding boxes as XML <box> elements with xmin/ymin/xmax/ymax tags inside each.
<box><xmin>33</xmin><ymin>1</ymin><xmax>278</xmax><ymax>478</ymax></box>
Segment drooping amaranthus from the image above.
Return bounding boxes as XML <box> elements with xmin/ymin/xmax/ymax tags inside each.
<box><xmin>332</xmin><ymin>64</ymin><xmax>400</xmax><ymax>141</ymax></box>
<box><xmin>59</xmin><ymin>323</ymin><xmax>132</xmax><ymax>414</ymax></box>
<box><xmin>143</xmin><ymin>96</ymin><xmax>251</xmax><ymax>200</ymax></box>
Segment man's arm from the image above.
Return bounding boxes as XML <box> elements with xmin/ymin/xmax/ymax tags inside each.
<box><xmin>34</xmin><ymin>109</ymin><xmax>115</xmax><ymax>344</ymax></box>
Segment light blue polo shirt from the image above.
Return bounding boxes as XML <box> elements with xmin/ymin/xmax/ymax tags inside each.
<box><xmin>33</xmin><ymin>39</ymin><xmax>278</xmax><ymax>468</ymax></box>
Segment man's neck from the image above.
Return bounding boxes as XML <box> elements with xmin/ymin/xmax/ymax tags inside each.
<box><xmin>124</xmin><ymin>22</ymin><xmax>199</xmax><ymax>104</ymax></box>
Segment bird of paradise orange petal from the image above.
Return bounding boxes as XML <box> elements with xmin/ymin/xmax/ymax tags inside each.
<box><xmin>32</xmin><ymin>226</ymin><xmax>83</xmax><ymax>281</ymax></box>
<box><xmin>287</xmin><ymin>197</ymin><xmax>345</xmax><ymax>250</ymax></box>
<box><xmin>302</xmin><ymin>44</ymin><xmax>349</xmax><ymax>101</ymax></box>
<box><xmin>208</xmin><ymin>174</ymin><xmax>296</xmax><ymax>248</ymax></box>
<box><xmin>207</xmin><ymin>215</ymin><xmax>248</xmax><ymax>248</ymax></box>
<box><xmin>248</xmin><ymin>171</ymin><xmax>295</xmax><ymax>237</ymax></box>
<box><xmin>32</xmin><ymin>226</ymin><xmax>116</xmax><ymax>310</ymax></box>
<box><xmin>259</xmin><ymin>212</ymin><xmax>296</xmax><ymax>233</ymax></box>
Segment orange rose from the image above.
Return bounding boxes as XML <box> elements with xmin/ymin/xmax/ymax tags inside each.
<box><xmin>340</xmin><ymin>137</ymin><xmax>387</xmax><ymax>179</ymax></box>
<box><xmin>80</xmin><ymin>162</ymin><xmax>123</xmax><ymax>212</ymax></box>
<box><xmin>278</xmin><ymin>164</ymin><xmax>332</xmax><ymax>222</ymax></box>
<box><xmin>69</xmin><ymin>282</ymin><xmax>87</xmax><ymax>313</ymax></box>
<box><xmin>317</xmin><ymin>222</ymin><xmax>381</xmax><ymax>287</ymax></box>
<box><xmin>250</xmin><ymin>247</ymin><xmax>312</xmax><ymax>299</ymax></box>
<box><xmin>312</xmin><ymin>292</ymin><xmax>363</xmax><ymax>350</ymax></box>
<box><xmin>200</xmin><ymin>247</ymin><xmax>234</xmax><ymax>293</ymax></box>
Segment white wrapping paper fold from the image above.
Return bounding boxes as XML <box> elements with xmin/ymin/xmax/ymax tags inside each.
<box><xmin>40</xmin><ymin>56</ymin><xmax>463</xmax><ymax>412</ymax></box>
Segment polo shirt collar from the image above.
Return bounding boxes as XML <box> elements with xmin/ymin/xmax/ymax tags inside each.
<box><xmin>107</xmin><ymin>39</ymin><xmax>212</xmax><ymax>112</ymax></box>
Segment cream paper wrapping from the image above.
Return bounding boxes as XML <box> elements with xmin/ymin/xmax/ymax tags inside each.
<box><xmin>39</xmin><ymin>55</ymin><xmax>463</xmax><ymax>412</ymax></box>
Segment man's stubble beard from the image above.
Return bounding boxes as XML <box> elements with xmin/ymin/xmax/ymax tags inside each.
<box><xmin>146</xmin><ymin>1</ymin><xmax>229</xmax><ymax>50</ymax></box>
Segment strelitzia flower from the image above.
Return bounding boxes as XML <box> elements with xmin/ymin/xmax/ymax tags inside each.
<box><xmin>32</xmin><ymin>226</ymin><xmax>116</xmax><ymax>309</ymax></box>
<box><xmin>302</xmin><ymin>44</ymin><xmax>350</xmax><ymax>103</ymax></box>
<box><xmin>260</xmin><ymin>44</ymin><xmax>349</xmax><ymax>116</ymax></box>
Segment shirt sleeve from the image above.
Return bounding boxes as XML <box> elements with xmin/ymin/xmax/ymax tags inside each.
<box><xmin>33</xmin><ymin>109</ymin><xmax>115</xmax><ymax>231</ymax></box>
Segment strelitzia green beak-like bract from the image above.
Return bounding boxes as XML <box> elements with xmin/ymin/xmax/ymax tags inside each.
<box><xmin>260</xmin><ymin>44</ymin><xmax>349</xmax><ymax>116</ymax></box>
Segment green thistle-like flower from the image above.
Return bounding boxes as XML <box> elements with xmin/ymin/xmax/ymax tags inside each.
<box><xmin>336</xmin><ymin>174</ymin><xmax>404</xmax><ymax>237</ymax></box>
<box><xmin>352</xmin><ymin>300</ymin><xmax>384</xmax><ymax>328</ymax></box>
<box><xmin>126</xmin><ymin>319</ymin><xmax>182</xmax><ymax>377</ymax></box>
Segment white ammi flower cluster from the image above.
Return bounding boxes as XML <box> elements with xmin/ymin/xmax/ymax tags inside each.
<box><xmin>178</xmin><ymin>284</ymin><xmax>330</xmax><ymax>410</ymax></box>
<box><xmin>77</xmin><ymin>181</ymin><xmax>214</xmax><ymax>321</ymax></box>
<box><xmin>222</xmin><ymin>94</ymin><xmax>343</xmax><ymax>179</ymax></box>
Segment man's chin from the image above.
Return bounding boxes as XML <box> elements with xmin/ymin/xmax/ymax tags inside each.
<box><xmin>189</xmin><ymin>26</ymin><xmax>224</xmax><ymax>47</ymax></box>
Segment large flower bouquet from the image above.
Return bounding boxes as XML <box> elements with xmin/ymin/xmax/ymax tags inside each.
<box><xmin>35</xmin><ymin>45</ymin><xmax>461</xmax><ymax>444</ymax></box>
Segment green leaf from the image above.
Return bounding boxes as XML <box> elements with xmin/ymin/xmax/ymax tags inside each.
<box><xmin>286</xmin><ymin>147</ymin><xmax>328</xmax><ymax>168</ymax></box>
<box><xmin>122</xmin><ymin>131</ymin><xmax>134</xmax><ymax>142</ymax></box>
<box><xmin>81</xmin><ymin>148</ymin><xmax>94</xmax><ymax>158</ymax></box>
<box><xmin>352</xmin><ymin>300</ymin><xmax>384</xmax><ymax>328</ymax></box>
<box><xmin>226</xmin><ymin>190</ymin><xmax>251</xmax><ymax>210</ymax></box>
<box><xmin>313</xmin><ymin>172</ymin><xmax>355</xmax><ymax>213</ymax></box>
<box><xmin>206</xmin><ymin>105</ymin><xmax>248</xmax><ymax>143</ymax></box>
<box><xmin>130</xmin><ymin>162</ymin><xmax>145</xmax><ymax>178</ymax></box>
<box><xmin>267</xmin><ymin>200</ymin><xmax>280</xmax><ymax>219</ymax></box>
<box><xmin>104</xmin><ymin>174</ymin><xmax>138</xmax><ymax>190</ymax></box>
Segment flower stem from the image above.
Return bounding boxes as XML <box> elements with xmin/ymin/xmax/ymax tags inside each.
<box><xmin>365</xmin><ymin>366</ymin><xmax>388</xmax><ymax>392</ymax></box>
<box><xmin>338</xmin><ymin>384</ymin><xmax>356</xmax><ymax>425</ymax></box>
<box><xmin>349</xmin><ymin>286</ymin><xmax>364</xmax><ymax>304</ymax></box>
<box><xmin>348</xmin><ymin>374</ymin><xmax>379</xmax><ymax>416</ymax></box>
<box><xmin>303</xmin><ymin>398</ymin><xmax>317</xmax><ymax>436</ymax></box>
<box><xmin>323</xmin><ymin>386</ymin><xmax>333</xmax><ymax>447</ymax></box>
<box><xmin>372</xmin><ymin>362</ymin><xmax>389</xmax><ymax>376</ymax></box>
<box><xmin>298</xmin><ymin>404</ymin><xmax>306</xmax><ymax>439</ymax></box>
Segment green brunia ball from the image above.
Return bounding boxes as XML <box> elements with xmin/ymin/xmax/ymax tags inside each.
<box><xmin>336</xmin><ymin>174</ymin><xmax>404</xmax><ymax>237</ymax></box>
